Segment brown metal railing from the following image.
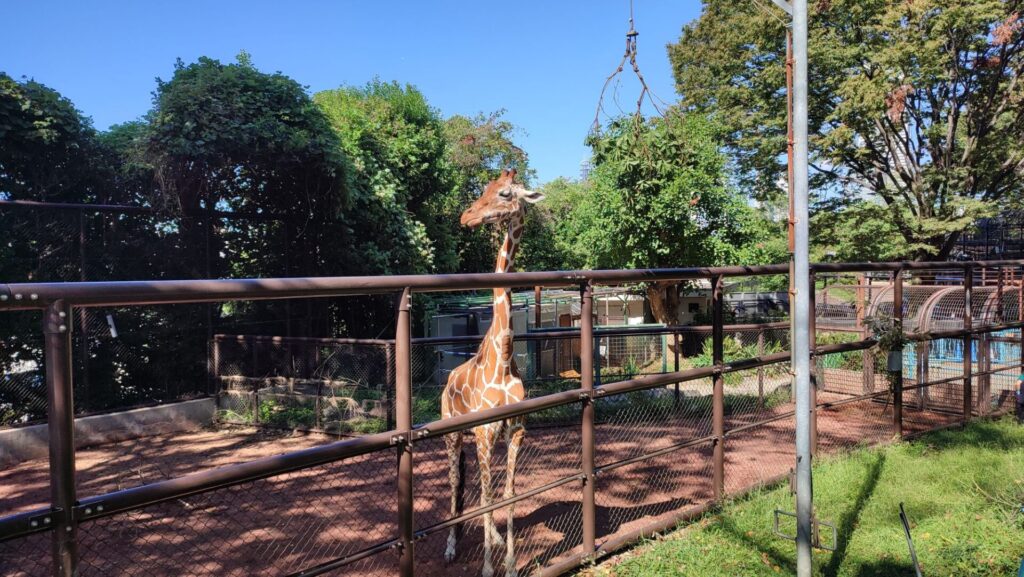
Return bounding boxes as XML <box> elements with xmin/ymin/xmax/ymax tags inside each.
<box><xmin>1</xmin><ymin>259</ymin><xmax>1022</xmax><ymax>577</ymax></box>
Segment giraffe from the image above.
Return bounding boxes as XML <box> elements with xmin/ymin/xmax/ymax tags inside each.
<box><xmin>442</xmin><ymin>168</ymin><xmax>544</xmax><ymax>577</ymax></box>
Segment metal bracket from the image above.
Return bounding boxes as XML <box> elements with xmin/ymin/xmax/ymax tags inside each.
<box><xmin>773</xmin><ymin>509</ymin><xmax>837</xmax><ymax>552</ymax></box>
<box><xmin>72</xmin><ymin>502</ymin><xmax>106</xmax><ymax>521</ymax></box>
<box><xmin>27</xmin><ymin>511</ymin><xmax>56</xmax><ymax>530</ymax></box>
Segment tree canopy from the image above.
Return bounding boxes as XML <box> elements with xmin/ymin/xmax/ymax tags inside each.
<box><xmin>671</xmin><ymin>0</ymin><xmax>1024</xmax><ymax>260</ymax></box>
<box><xmin>535</xmin><ymin>113</ymin><xmax>786</xmax><ymax>324</ymax></box>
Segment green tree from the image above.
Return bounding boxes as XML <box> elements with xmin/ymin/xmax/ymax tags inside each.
<box><xmin>671</xmin><ymin>0</ymin><xmax>1024</xmax><ymax>260</ymax></box>
<box><xmin>444</xmin><ymin>111</ymin><xmax>533</xmax><ymax>273</ymax></box>
<box><xmin>0</xmin><ymin>72</ymin><xmax>114</xmax><ymax>203</ymax></box>
<box><xmin>565</xmin><ymin>113</ymin><xmax>762</xmax><ymax>324</ymax></box>
<box><xmin>314</xmin><ymin>80</ymin><xmax>450</xmax><ymax>274</ymax></box>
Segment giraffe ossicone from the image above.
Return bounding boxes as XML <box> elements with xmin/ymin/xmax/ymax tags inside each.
<box><xmin>441</xmin><ymin>169</ymin><xmax>544</xmax><ymax>577</ymax></box>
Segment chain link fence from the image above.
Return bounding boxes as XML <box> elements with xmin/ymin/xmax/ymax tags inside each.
<box><xmin>2</xmin><ymin>257</ymin><xmax>1023</xmax><ymax>576</ymax></box>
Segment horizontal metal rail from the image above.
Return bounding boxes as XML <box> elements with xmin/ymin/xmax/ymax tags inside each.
<box><xmin>0</xmin><ymin>264</ymin><xmax>792</xmax><ymax>310</ymax></box>
<box><xmin>412</xmin><ymin>473</ymin><xmax>585</xmax><ymax>542</ymax></box>
<box><xmin>215</xmin><ymin>322</ymin><xmax>790</xmax><ymax>348</ymax></box>
<box><xmin>6</xmin><ymin>259</ymin><xmax>1020</xmax><ymax>311</ymax></box>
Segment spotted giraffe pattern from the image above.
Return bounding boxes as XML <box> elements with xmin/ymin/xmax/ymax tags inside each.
<box><xmin>442</xmin><ymin>170</ymin><xmax>540</xmax><ymax>577</ymax></box>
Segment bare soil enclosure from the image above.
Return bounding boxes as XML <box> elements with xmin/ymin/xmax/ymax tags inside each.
<box><xmin>0</xmin><ymin>390</ymin><xmax>958</xmax><ymax>577</ymax></box>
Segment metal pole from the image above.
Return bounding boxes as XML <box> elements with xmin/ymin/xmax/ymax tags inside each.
<box><xmin>395</xmin><ymin>288</ymin><xmax>414</xmax><ymax>577</ymax></box>
<box><xmin>674</xmin><ymin>332</ymin><xmax>681</xmax><ymax>406</ymax></box>
<box><xmin>963</xmin><ymin>267</ymin><xmax>973</xmax><ymax>422</ymax></box>
<box><xmin>77</xmin><ymin>210</ymin><xmax>90</xmax><ymax>408</ymax></box>
<box><xmin>580</xmin><ymin>284</ymin><xmax>597</xmax><ymax>558</ymax></box>
<box><xmin>535</xmin><ymin>285</ymin><xmax>542</xmax><ymax>328</ymax></box>
<box><xmin>757</xmin><ymin>331</ymin><xmax>765</xmax><ymax>408</ymax></box>
<box><xmin>791</xmin><ymin>1</ymin><xmax>814</xmax><ymax>573</ymax></box>
<box><xmin>712</xmin><ymin>275</ymin><xmax>725</xmax><ymax>500</ymax></box>
<box><xmin>893</xmin><ymin>270</ymin><xmax>904</xmax><ymax>438</ymax></box>
<box><xmin>45</xmin><ymin>300</ymin><xmax>77</xmax><ymax>576</ymax></box>
<box><xmin>808</xmin><ymin>273</ymin><xmax>818</xmax><ymax>457</ymax></box>
<box><xmin>385</xmin><ymin>343</ymin><xmax>396</xmax><ymax>431</ymax></box>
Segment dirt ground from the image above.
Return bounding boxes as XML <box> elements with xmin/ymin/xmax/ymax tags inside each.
<box><xmin>0</xmin><ymin>389</ymin><xmax>958</xmax><ymax>577</ymax></box>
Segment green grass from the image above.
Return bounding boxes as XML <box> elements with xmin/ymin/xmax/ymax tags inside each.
<box><xmin>586</xmin><ymin>417</ymin><xmax>1024</xmax><ymax>577</ymax></box>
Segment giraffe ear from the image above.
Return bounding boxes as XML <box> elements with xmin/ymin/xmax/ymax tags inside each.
<box><xmin>520</xmin><ymin>188</ymin><xmax>545</xmax><ymax>204</ymax></box>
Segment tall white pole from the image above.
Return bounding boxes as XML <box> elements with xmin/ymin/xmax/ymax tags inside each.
<box><xmin>791</xmin><ymin>0</ymin><xmax>813</xmax><ymax>575</ymax></box>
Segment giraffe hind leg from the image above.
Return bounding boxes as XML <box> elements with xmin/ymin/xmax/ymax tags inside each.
<box><xmin>503</xmin><ymin>418</ymin><xmax>525</xmax><ymax>577</ymax></box>
<box><xmin>444</xmin><ymin>431</ymin><xmax>464</xmax><ymax>564</ymax></box>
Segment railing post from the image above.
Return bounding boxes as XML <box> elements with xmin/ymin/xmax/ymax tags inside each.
<box><xmin>808</xmin><ymin>272</ymin><xmax>818</xmax><ymax>457</ymax></box>
<box><xmin>963</xmin><ymin>267</ymin><xmax>973</xmax><ymax>422</ymax></box>
<box><xmin>892</xmin><ymin>269</ymin><xmax>904</xmax><ymax>439</ymax></box>
<box><xmin>857</xmin><ymin>273</ymin><xmax>874</xmax><ymax>394</ymax></box>
<box><xmin>673</xmin><ymin>332</ymin><xmax>681</xmax><ymax>406</ymax></box>
<box><xmin>210</xmin><ymin>337</ymin><xmax>221</xmax><ymax>397</ymax></box>
<box><xmin>385</xmin><ymin>342</ymin><xmax>396</xmax><ymax>431</ymax></box>
<box><xmin>712</xmin><ymin>275</ymin><xmax>725</xmax><ymax>501</ymax></box>
<box><xmin>395</xmin><ymin>288</ymin><xmax>415</xmax><ymax>577</ymax></box>
<box><xmin>757</xmin><ymin>331</ymin><xmax>765</xmax><ymax>408</ymax></box>
<box><xmin>44</xmin><ymin>300</ymin><xmax>77</xmax><ymax>577</ymax></box>
<box><xmin>580</xmin><ymin>283</ymin><xmax>597</xmax><ymax>558</ymax></box>
<box><xmin>916</xmin><ymin>341</ymin><xmax>929</xmax><ymax>411</ymax></box>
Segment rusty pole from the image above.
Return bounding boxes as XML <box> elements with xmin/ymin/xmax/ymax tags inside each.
<box><xmin>535</xmin><ymin>286</ymin><xmax>543</xmax><ymax>328</ymax></box>
<box><xmin>808</xmin><ymin>273</ymin><xmax>818</xmax><ymax>457</ymax></box>
<box><xmin>580</xmin><ymin>284</ymin><xmax>597</xmax><ymax>558</ymax></box>
<box><xmin>44</xmin><ymin>300</ymin><xmax>77</xmax><ymax>577</ymax></box>
<box><xmin>757</xmin><ymin>331</ymin><xmax>765</xmax><ymax>408</ymax></box>
<box><xmin>963</xmin><ymin>267</ymin><xmax>973</xmax><ymax>422</ymax></box>
<box><xmin>77</xmin><ymin>210</ymin><xmax>90</xmax><ymax>406</ymax></box>
<box><xmin>395</xmin><ymin>288</ymin><xmax>415</xmax><ymax>577</ymax></box>
<box><xmin>673</xmin><ymin>332</ymin><xmax>681</xmax><ymax>405</ymax></box>
<box><xmin>892</xmin><ymin>270</ymin><xmax>904</xmax><ymax>438</ymax></box>
<box><xmin>857</xmin><ymin>274</ymin><xmax>873</xmax><ymax>394</ymax></box>
<box><xmin>712</xmin><ymin>275</ymin><xmax>725</xmax><ymax>501</ymax></box>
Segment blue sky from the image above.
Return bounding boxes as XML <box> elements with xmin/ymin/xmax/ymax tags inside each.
<box><xmin>3</xmin><ymin>1</ymin><xmax>700</xmax><ymax>185</ymax></box>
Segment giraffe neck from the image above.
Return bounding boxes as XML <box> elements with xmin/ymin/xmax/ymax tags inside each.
<box><xmin>487</xmin><ymin>212</ymin><xmax>524</xmax><ymax>366</ymax></box>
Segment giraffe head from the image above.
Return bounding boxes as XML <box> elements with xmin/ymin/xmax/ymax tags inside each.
<box><xmin>460</xmin><ymin>169</ymin><xmax>544</xmax><ymax>228</ymax></box>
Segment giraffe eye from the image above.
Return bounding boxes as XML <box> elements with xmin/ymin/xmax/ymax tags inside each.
<box><xmin>498</xmin><ymin>188</ymin><xmax>513</xmax><ymax>200</ymax></box>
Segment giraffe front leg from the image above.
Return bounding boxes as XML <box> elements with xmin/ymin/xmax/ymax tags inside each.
<box><xmin>476</xmin><ymin>425</ymin><xmax>498</xmax><ymax>577</ymax></box>
<box><xmin>444</xmin><ymin>431</ymin><xmax>464</xmax><ymax>564</ymax></box>
<box><xmin>503</xmin><ymin>418</ymin><xmax>525</xmax><ymax>577</ymax></box>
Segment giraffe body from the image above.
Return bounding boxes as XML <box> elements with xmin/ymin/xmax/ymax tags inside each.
<box><xmin>441</xmin><ymin>171</ymin><xmax>542</xmax><ymax>577</ymax></box>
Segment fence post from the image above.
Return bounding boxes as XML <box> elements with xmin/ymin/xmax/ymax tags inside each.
<box><xmin>916</xmin><ymin>341</ymin><xmax>929</xmax><ymax>411</ymax></box>
<box><xmin>385</xmin><ymin>342</ymin><xmax>396</xmax><ymax>431</ymax></box>
<box><xmin>892</xmin><ymin>269</ymin><xmax>904</xmax><ymax>439</ymax></box>
<box><xmin>964</xmin><ymin>266</ymin><xmax>973</xmax><ymax>423</ymax></box>
<box><xmin>808</xmin><ymin>273</ymin><xmax>818</xmax><ymax>457</ymax></box>
<box><xmin>712</xmin><ymin>275</ymin><xmax>725</xmax><ymax>501</ymax></box>
<box><xmin>395</xmin><ymin>288</ymin><xmax>415</xmax><ymax>577</ymax></box>
<box><xmin>44</xmin><ymin>300</ymin><xmax>77</xmax><ymax>577</ymax></box>
<box><xmin>673</xmin><ymin>332</ymin><xmax>681</xmax><ymax>407</ymax></box>
<box><xmin>210</xmin><ymin>337</ymin><xmax>221</xmax><ymax>398</ymax></box>
<box><xmin>757</xmin><ymin>331</ymin><xmax>765</xmax><ymax>408</ymax></box>
<box><xmin>580</xmin><ymin>283</ymin><xmax>597</xmax><ymax>558</ymax></box>
<box><xmin>77</xmin><ymin>209</ymin><xmax>90</xmax><ymax>409</ymax></box>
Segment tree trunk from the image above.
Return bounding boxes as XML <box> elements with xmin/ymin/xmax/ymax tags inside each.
<box><xmin>647</xmin><ymin>281</ymin><xmax>682</xmax><ymax>341</ymax></box>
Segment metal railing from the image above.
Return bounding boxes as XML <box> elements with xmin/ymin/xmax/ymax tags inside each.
<box><xmin>1</xmin><ymin>259</ymin><xmax>1021</xmax><ymax>577</ymax></box>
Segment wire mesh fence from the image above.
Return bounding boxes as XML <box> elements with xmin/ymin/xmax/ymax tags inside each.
<box><xmin>2</xmin><ymin>261</ymin><xmax>1023</xmax><ymax>577</ymax></box>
